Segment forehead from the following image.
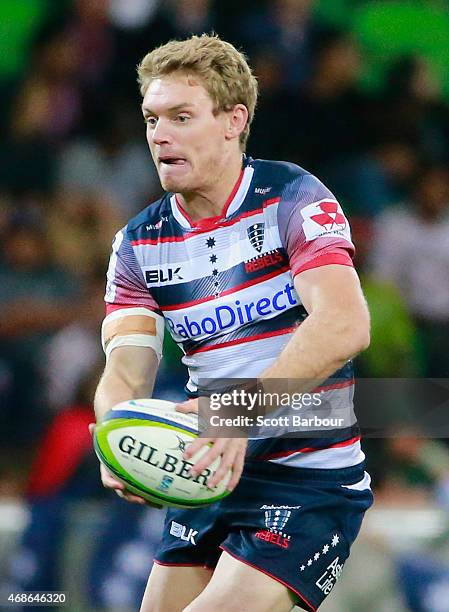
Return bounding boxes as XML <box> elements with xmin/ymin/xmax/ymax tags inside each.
<box><xmin>142</xmin><ymin>73</ymin><xmax>214</xmax><ymax>113</ymax></box>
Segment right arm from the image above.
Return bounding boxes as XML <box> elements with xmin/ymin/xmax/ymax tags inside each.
<box><xmin>94</xmin><ymin>345</ymin><xmax>159</xmax><ymax>421</ymax></box>
<box><xmin>93</xmin><ymin>345</ymin><xmax>160</xmax><ymax>505</ymax></box>
<box><xmin>94</xmin><ymin>226</ymin><xmax>165</xmax><ymax>503</ymax></box>
<box><xmin>93</xmin><ymin>343</ymin><xmax>162</xmax><ymax>505</ymax></box>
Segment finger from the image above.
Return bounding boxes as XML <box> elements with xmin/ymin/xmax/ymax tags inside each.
<box><xmin>115</xmin><ymin>487</ymin><xmax>160</xmax><ymax>507</ymax></box>
<box><xmin>190</xmin><ymin>439</ymin><xmax>226</xmax><ymax>476</ymax></box>
<box><xmin>88</xmin><ymin>423</ymin><xmax>95</xmax><ymax>436</ymax></box>
<box><xmin>183</xmin><ymin>437</ymin><xmax>213</xmax><ymax>460</ymax></box>
<box><xmin>103</xmin><ymin>475</ymin><xmax>125</xmax><ymax>490</ymax></box>
<box><xmin>208</xmin><ymin>442</ymin><xmax>245</xmax><ymax>489</ymax></box>
<box><xmin>105</xmin><ymin>480</ymin><xmax>125</xmax><ymax>491</ymax></box>
<box><xmin>100</xmin><ymin>466</ymin><xmax>125</xmax><ymax>490</ymax></box>
<box><xmin>122</xmin><ymin>490</ymin><xmax>163</xmax><ymax>509</ymax></box>
<box><xmin>175</xmin><ymin>399</ymin><xmax>199</xmax><ymax>414</ymax></box>
<box><xmin>115</xmin><ymin>488</ymin><xmax>146</xmax><ymax>504</ymax></box>
<box><xmin>226</xmin><ymin>450</ymin><xmax>245</xmax><ymax>491</ymax></box>
<box><xmin>208</xmin><ymin>448</ymin><xmax>234</xmax><ymax>489</ymax></box>
<box><xmin>121</xmin><ymin>491</ymin><xmax>147</xmax><ymax>505</ymax></box>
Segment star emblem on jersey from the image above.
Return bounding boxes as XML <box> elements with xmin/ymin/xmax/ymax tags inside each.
<box><xmin>310</xmin><ymin>201</ymin><xmax>346</xmax><ymax>231</ymax></box>
<box><xmin>247</xmin><ymin>223</ymin><xmax>265</xmax><ymax>252</ymax></box>
<box><xmin>205</xmin><ymin>239</ymin><xmax>220</xmax><ymax>294</ymax></box>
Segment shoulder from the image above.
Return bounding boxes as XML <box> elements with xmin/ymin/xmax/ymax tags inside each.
<box><xmin>250</xmin><ymin>158</ymin><xmax>333</xmax><ymax>200</ymax></box>
<box><xmin>250</xmin><ymin>157</ymin><xmax>309</xmax><ymax>188</ymax></box>
<box><xmin>125</xmin><ymin>193</ymin><xmax>172</xmax><ymax>237</ymax></box>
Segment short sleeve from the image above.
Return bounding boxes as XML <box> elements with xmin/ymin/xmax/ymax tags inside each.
<box><xmin>105</xmin><ymin>227</ymin><xmax>160</xmax><ymax>315</ymax></box>
<box><xmin>277</xmin><ymin>173</ymin><xmax>355</xmax><ymax>277</ymax></box>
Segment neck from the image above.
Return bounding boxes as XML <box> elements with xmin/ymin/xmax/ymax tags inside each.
<box><xmin>176</xmin><ymin>152</ymin><xmax>244</xmax><ymax>222</ymax></box>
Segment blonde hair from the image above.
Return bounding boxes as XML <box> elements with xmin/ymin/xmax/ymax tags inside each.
<box><xmin>137</xmin><ymin>34</ymin><xmax>258</xmax><ymax>151</ymax></box>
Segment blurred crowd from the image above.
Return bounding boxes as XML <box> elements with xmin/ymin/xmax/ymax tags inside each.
<box><xmin>1</xmin><ymin>0</ymin><xmax>449</xmax><ymax>608</ymax></box>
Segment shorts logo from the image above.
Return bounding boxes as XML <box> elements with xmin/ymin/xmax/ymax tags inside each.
<box><xmin>255</xmin><ymin>505</ymin><xmax>301</xmax><ymax>550</ymax></box>
<box><xmin>247</xmin><ymin>223</ymin><xmax>265</xmax><ymax>252</ymax></box>
<box><xmin>169</xmin><ymin>521</ymin><xmax>198</xmax><ymax>545</ymax></box>
<box><xmin>262</xmin><ymin>505</ymin><xmax>299</xmax><ymax>530</ymax></box>
<box><xmin>315</xmin><ymin>556</ymin><xmax>344</xmax><ymax>595</ymax></box>
<box><xmin>254</xmin><ymin>529</ymin><xmax>291</xmax><ymax>549</ymax></box>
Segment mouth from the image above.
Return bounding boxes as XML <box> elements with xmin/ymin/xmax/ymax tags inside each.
<box><xmin>158</xmin><ymin>156</ymin><xmax>187</xmax><ymax>167</ymax></box>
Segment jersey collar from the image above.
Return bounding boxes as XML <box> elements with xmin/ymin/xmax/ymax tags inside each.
<box><xmin>170</xmin><ymin>159</ymin><xmax>254</xmax><ymax>230</ymax></box>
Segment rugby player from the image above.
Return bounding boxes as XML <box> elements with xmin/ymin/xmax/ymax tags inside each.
<box><xmin>94</xmin><ymin>34</ymin><xmax>373</xmax><ymax>612</ymax></box>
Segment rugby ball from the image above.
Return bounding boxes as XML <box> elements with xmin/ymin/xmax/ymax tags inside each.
<box><xmin>94</xmin><ymin>398</ymin><xmax>232</xmax><ymax>508</ymax></box>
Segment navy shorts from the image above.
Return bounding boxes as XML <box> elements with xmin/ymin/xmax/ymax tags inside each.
<box><xmin>155</xmin><ymin>460</ymin><xmax>373</xmax><ymax>611</ymax></box>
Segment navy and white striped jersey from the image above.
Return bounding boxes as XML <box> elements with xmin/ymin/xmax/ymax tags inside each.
<box><xmin>105</xmin><ymin>156</ymin><xmax>363</xmax><ymax>469</ymax></box>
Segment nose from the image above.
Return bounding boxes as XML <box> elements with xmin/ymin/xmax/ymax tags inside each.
<box><xmin>150</xmin><ymin>118</ymin><xmax>172</xmax><ymax>146</ymax></box>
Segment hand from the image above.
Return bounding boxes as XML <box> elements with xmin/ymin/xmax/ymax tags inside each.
<box><xmin>176</xmin><ymin>399</ymin><xmax>247</xmax><ymax>491</ymax></box>
<box><xmin>88</xmin><ymin>423</ymin><xmax>162</xmax><ymax>508</ymax></box>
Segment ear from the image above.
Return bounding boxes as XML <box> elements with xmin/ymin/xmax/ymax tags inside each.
<box><xmin>225</xmin><ymin>104</ymin><xmax>249</xmax><ymax>142</ymax></box>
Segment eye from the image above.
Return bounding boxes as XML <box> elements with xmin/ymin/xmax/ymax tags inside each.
<box><xmin>176</xmin><ymin>114</ymin><xmax>190</xmax><ymax>123</ymax></box>
<box><xmin>144</xmin><ymin>116</ymin><xmax>157</xmax><ymax>127</ymax></box>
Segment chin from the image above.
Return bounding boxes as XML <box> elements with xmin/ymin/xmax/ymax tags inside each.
<box><xmin>161</xmin><ymin>178</ymin><xmax>180</xmax><ymax>193</ymax></box>
<box><xmin>160</xmin><ymin>176</ymin><xmax>191</xmax><ymax>194</ymax></box>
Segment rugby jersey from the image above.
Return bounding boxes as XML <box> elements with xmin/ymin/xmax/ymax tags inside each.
<box><xmin>105</xmin><ymin>157</ymin><xmax>364</xmax><ymax>469</ymax></box>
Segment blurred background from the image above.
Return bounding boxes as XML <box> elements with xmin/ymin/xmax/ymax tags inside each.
<box><xmin>1</xmin><ymin>0</ymin><xmax>449</xmax><ymax>610</ymax></box>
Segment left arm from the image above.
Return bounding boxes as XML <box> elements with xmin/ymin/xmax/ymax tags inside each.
<box><xmin>179</xmin><ymin>264</ymin><xmax>370</xmax><ymax>490</ymax></box>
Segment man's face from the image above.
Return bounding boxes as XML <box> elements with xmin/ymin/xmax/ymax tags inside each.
<box><xmin>142</xmin><ymin>72</ymin><xmax>232</xmax><ymax>194</ymax></box>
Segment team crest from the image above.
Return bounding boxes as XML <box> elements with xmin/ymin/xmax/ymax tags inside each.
<box><xmin>247</xmin><ymin>223</ymin><xmax>265</xmax><ymax>252</ymax></box>
<box><xmin>254</xmin><ymin>504</ymin><xmax>301</xmax><ymax>550</ymax></box>
<box><xmin>262</xmin><ymin>504</ymin><xmax>300</xmax><ymax>531</ymax></box>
